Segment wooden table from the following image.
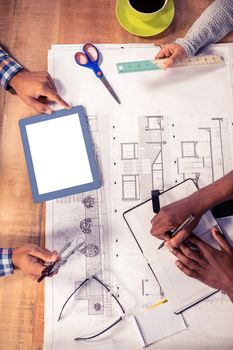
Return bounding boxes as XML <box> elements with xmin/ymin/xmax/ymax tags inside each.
<box><xmin>0</xmin><ymin>1</ymin><xmax>232</xmax><ymax>349</ymax></box>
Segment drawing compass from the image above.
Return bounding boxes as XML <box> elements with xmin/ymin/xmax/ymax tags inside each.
<box><xmin>37</xmin><ymin>241</ymin><xmax>85</xmax><ymax>283</ymax></box>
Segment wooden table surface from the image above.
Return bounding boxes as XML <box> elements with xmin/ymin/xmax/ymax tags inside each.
<box><xmin>0</xmin><ymin>1</ymin><xmax>232</xmax><ymax>349</ymax></box>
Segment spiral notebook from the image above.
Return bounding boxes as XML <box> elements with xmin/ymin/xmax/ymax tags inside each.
<box><xmin>132</xmin><ymin>300</ymin><xmax>186</xmax><ymax>347</ymax></box>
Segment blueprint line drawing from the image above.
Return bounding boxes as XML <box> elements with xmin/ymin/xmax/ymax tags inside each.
<box><xmin>171</xmin><ymin>115</ymin><xmax>232</xmax><ymax>185</ymax></box>
<box><xmin>122</xmin><ymin>174</ymin><xmax>140</xmax><ymax>200</ymax></box>
<box><xmin>121</xmin><ymin>143</ymin><xmax>139</xmax><ymax>160</ymax></box>
<box><xmin>143</xmin><ymin>115</ymin><xmax>165</xmax><ymax>192</ymax></box>
<box><xmin>120</xmin><ymin>115</ymin><xmax>167</xmax><ymax>201</ymax></box>
<box><xmin>117</xmin><ymin>114</ymin><xmax>233</xmax><ymax>203</ymax></box>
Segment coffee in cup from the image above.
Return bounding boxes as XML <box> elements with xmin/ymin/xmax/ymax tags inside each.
<box><xmin>129</xmin><ymin>0</ymin><xmax>166</xmax><ymax>13</ymax></box>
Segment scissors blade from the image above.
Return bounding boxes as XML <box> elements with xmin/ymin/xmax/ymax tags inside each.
<box><xmin>100</xmin><ymin>76</ymin><xmax>121</xmax><ymax>104</ymax></box>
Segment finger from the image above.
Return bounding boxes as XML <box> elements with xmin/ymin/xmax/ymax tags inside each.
<box><xmin>171</xmin><ymin>248</ymin><xmax>202</xmax><ymax>271</ymax></box>
<box><xmin>175</xmin><ymin>260</ymin><xmax>199</xmax><ymax>279</ymax></box>
<box><xmin>26</xmin><ymin>97</ymin><xmax>52</xmax><ymax>114</ymax></box>
<box><xmin>152</xmin><ymin>232</ymin><xmax>170</xmax><ymax>241</ymax></box>
<box><xmin>188</xmin><ymin>235</ymin><xmax>215</xmax><ymax>259</ymax></box>
<box><xmin>166</xmin><ymin>228</ymin><xmax>191</xmax><ymax>248</ymax></box>
<box><xmin>43</xmin><ymin>88</ymin><xmax>71</xmax><ymax>109</ymax></box>
<box><xmin>46</xmin><ymin>79</ymin><xmax>57</xmax><ymax>93</ymax></box>
<box><xmin>179</xmin><ymin>243</ymin><xmax>204</xmax><ymax>263</ymax></box>
<box><xmin>29</xmin><ymin>246</ymin><xmax>59</xmax><ymax>263</ymax></box>
<box><xmin>47</xmin><ymin>74</ymin><xmax>57</xmax><ymax>92</ymax></box>
<box><xmin>43</xmin><ymin>248</ymin><xmax>59</xmax><ymax>261</ymax></box>
<box><xmin>150</xmin><ymin>214</ymin><xmax>163</xmax><ymax>227</ymax></box>
<box><xmin>163</xmin><ymin>52</ymin><xmax>180</xmax><ymax>68</ymax></box>
<box><xmin>150</xmin><ymin>224</ymin><xmax>170</xmax><ymax>240</ymax></box>
<box><xmin>163</xmin><ymin>231</ymin><xmax>171</xmax><ymax>241</ymax></box>
<box><xmin>163</xmin><ymin>56</ymin><xmax>176</xmax><ymax>68</ymax></box>
<box><xmin>164</xmin><ymin>48</ymin><xmax>172</xmax><ymax>58</ymax></box>
<box><xmin>212</xmin><ymin>226</ymin><xmax>233</xmax><ymax>254</ymax></box>
<box><xmin>155</xmin><ymin>47</ymin><xmax>169</xmax><ymax>59</ymax></box>
<box><xmin>150</xmin><ymin>216</ymin><xmax>174</xmax><ymax>237</ymax></box>
<box><xmin>189</xmin><ymin>235</ymin><xmax>210</xmax><ymax>250</ymax></box>
<box><xmin>150</xmin><ymin>226</ymin><xmax>170</xmax><ymax>239</ymax></box>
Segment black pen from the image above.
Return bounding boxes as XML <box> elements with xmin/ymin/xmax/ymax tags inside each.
<box><xmin>158</xmin><ymin>214</ymin><xmax>196</xmax><ymax>250</ymax></box>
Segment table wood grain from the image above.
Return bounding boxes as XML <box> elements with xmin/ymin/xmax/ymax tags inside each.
<box><xmin>0</xmin><ymin>1</ymin><xmax>232</xmax><ymax>349</ymax></box>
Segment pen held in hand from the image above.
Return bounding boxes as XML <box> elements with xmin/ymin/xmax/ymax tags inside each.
<box><xmin>158</xmin><ymin>214</ymin><xmax>196</xmax><ymax>250</ymax></box>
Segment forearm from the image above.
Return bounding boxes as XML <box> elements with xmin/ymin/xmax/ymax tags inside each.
<box><xmin>0</xmin><ymin>46</ymin><xmax>23</xmax><ymax>89</ymax></box>
<box><xmin>0</xmin><ymin>248</ymin><xmax>14</xmax><ymax>277</ymax></box>
<box><xmin>191</xmin><ymin>171</ymin><xmax>233</xmax><ymax>215</ymax></box>
<box><xmin>175</xmin><ymin>0</ymin><xmax>233</xmax><ymax>57</ymax></box>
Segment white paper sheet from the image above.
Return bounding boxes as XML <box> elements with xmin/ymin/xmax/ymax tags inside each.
<box><xmin>133</xmin><ymin>301</ymin><xmax>186</xmax><ymax>346</ymax></box>
<box><xmin>44</xmin><ymin>43</ymin><xmax>233</xmax><ymax>350</ymax></box>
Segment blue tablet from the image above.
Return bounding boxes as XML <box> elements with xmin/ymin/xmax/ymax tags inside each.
<box><xmin>19</xmin><ymin>106</ymin><xmax>101</xmax><ymax>202</ymax></box>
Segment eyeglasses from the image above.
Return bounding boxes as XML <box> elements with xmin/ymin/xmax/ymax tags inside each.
<box><xmin>57</xmin><ymin>275</ymin><xmax>126</xmax><ymax>341</ymax></box>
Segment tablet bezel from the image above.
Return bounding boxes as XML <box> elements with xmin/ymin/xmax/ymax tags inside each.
<box><xmin>19</xmin><ymin>106</ymin><xmax>101</xmax><ymax>202</ymax></box>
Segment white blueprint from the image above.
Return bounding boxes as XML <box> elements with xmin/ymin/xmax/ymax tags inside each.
<box><xmin>44</xmin><ymin>44</ymin><xmax>233</xmax><ymax>350</ymax></box>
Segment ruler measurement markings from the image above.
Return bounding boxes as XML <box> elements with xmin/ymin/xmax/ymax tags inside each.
<box><xmin>117</xmin><ymin>55</ymin><xmax>224</xmax><ymax>74</ymax></box>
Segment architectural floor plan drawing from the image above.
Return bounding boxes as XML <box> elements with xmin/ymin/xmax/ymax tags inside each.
<box><xmin>120</xmin><ymin>115</ymin><xmax>165</xmax><ymax>200</ymax></box>
<box><xmin>169</xmin><ymin>114</ymin><xmax>233</xmax><ymax>186</ymax></box>
<box><xmin>44</xmin><ymin>44</ymin><xmax>233</xmax><ymax>350</ymax></box>
<box><xmin>115</xmin><ymin>113</ymin><xmax>233</xmax><ymax>204</ymax></box>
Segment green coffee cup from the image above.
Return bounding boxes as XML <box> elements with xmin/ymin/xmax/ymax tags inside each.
<box><xmin>115</xmin><ymin>0</ymin><xmax>175</xmax><ymax>37</ymax></box>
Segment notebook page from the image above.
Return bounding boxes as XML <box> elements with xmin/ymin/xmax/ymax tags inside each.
<box><xmin>133</xmin><ymin>301</ymin><xmax>186</xmax><ymax>346</ymax></box>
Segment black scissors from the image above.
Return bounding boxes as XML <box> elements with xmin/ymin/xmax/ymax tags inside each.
<box><xmin>37</xmin><ymin>241</ymin><xmax>85</xmax><ymax>283</ymax></box>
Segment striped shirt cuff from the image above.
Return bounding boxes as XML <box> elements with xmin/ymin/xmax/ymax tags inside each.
<box><xmin>0</xmin><ymin>48</ymin><xmax>23</xmax><ymax>90</ymax></box>
<box><xmin>0</xmin><ymin>248</ymin><xmax>14</xmax><ymax>277</ymax></box>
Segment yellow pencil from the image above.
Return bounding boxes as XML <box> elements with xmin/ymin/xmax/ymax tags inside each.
<box><xmin>145</xmin><ymin>298</ymin><xmax>168</xmax><ymax>311</ymax></box>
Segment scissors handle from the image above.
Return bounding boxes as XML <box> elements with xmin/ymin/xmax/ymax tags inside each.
<box><xmin>83</xmin><ymin>43</ymin><xmax>99</xmax><ymax>62</ymax></box>
<box><xmin>74</xmin><ymin>43</ymin><xmax>103</xmax><ymax>78</ymax></box>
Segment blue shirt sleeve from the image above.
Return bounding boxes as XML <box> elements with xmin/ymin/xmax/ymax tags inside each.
<box><xmin>0</xmin><ymin>46</ymin><xmax>23</xmax><ymax>89</ymax></box>
<box><xmin>0</xmin><ymin>248</ymin><xmax>14</xmax><ymax>277</ymax></box>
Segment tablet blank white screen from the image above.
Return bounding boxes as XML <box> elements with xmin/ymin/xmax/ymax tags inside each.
<box><xmin>26</xmin><ymin>113</ymin><xmax>93</xmax><ymax>195</ymax></box>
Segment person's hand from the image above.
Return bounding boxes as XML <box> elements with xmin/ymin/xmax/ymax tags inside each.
<box><xmin>170</xmin><ymin>227</ymin><xmax>233</xmax><ymax>302</ymax></box>
<box><xmin>9</xmin><ymin>70</ymin><xmax>71</xmax><ymax>114</ymax></box>
<box><xmin>150</xmin><ymin>194</ymin><xmax>202</xmax><ymax>248</ymax></box>
<box><xmin>12</xmin><ymin>244</ymin><xmax>59</xmax><ymax>280</ymax></box>
<box><xmin>155</xmin><ymin>43</ymin><xmax>187</xmax><ymax>69</ymax></box>
<box><xmin>151</xmin><ymin>171</ymin><xmax>233</xmax><ymax>248</ymax></box>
